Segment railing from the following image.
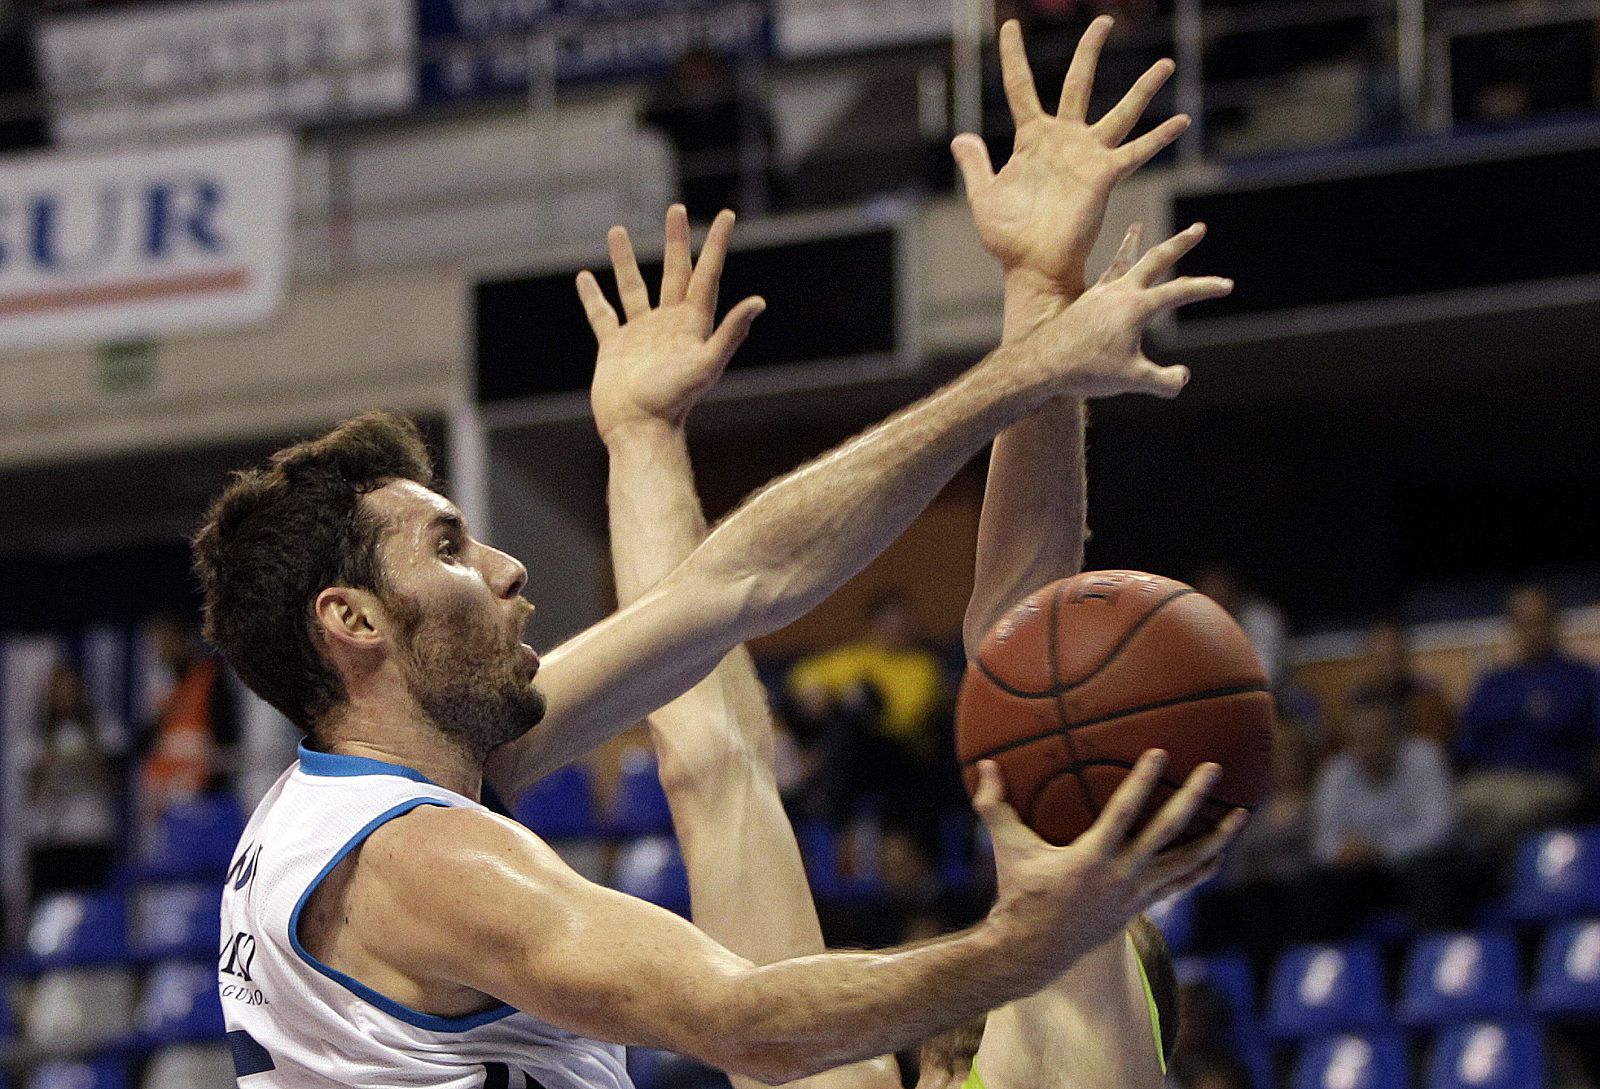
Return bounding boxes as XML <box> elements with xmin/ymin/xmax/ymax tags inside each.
<box><xmin>0</xmin><ymin>0</ymin><xmax>1593</xmax><ymax>273</ymax></box>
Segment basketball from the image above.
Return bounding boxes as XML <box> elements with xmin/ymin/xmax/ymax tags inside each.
<box><xmin>956</xmin><ymin>571</ymin><xmax>1276</xmax><ymax>846</ymax></box>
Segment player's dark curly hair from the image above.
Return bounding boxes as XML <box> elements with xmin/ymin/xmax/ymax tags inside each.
<box><xmin>192</xmin><ymin>412</ymin><xmax>434</xmax><ymax>738</ymax></box>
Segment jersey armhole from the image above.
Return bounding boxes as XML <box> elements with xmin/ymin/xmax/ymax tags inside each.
<box><xmin>1127</xmin><ymin>931</ymin><xmax>1167</xmax><ymax>1076</ymax></box>
<box><xmin>287</xmin><ymin>797</ymin><xmax>518</xmax><ymax>1033</ymax></box>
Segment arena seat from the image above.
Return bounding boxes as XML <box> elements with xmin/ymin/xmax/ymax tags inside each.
<box><xmin>608</xmin><ymin>752</ymin><xmax>674</xmax><ymax>839</ymax></box>
<box><xmin>139</xmin><ymin>1043</ymin><xmax>236</xmax><ymax>1089</ymax></box>
<box><xmin>625</xmin><ymin>1047</ymin><xmax>724</xmax><ymax>1089</ymax></box>
<box><xmin>611</xmin><ymin>837</ymin><xmax>690</xmax><ymax>917</ymax></box>
<box><xmin>136</xmin><ymin>794</ymin><xmax>246</xmax><ymax>881</ymax></box>
<box><xmin>26</xmin><ymin>1059</ymin><xmax>129</xmax><ymax>1089</ymax></box>
<box><xmin>1146</xmin><ymin>888</ymin><xmax>1198</xmax><ymax>956</ymax></box>
<box><xmin>1503</xmin><ymin>827</ymin><xmax>1600</xmax><ymax>922</ymax></box>
<box><xmin>1398</xmin><ymin>931</ymin><xmax>1522</xmax><ymax>1027</ymax></box>
<box><xmin>26</xmin><ymin>892</ymin><xmax>128</xmax><ymax>970</ymax></box>
<box><xmin>1177</xmin><ymin>954</ymin><xmax>1274</xmax><ymax>1089</ymax></box>
<box><xmin>1293</xmin><ymin>1033</ymin><xmax>1410</xmax><ymax>1089</ymax></box>
<box><xmin>23</xmin><ymin>969</ymin><xmax>135</xmax><ymax>1055</ymax></box>
<box><xmin>794</xmin><ymin>820</ymin><xmax>884</xmax><ymax>903</ymax></box>
<box><xmin>514</xmin><ymin>764</ymin><xmax>601</xmax><ymax>840</ymax></box>
<box><xmin>1424</xmin><ymin>1022</ymin><xmax>1545</xmax><ymax>1089</ymax></box>
<box><xmin>131</xmin><ymin>883</ymin><xmax>224</xmax><ymax>962</ymax></box>
<box><xmin>1530</xmin><ymin>917</ymin><xmax>1600</xmax><ymax>1018</ymax></box>
<box><xmin>136</xmin><ymin>961</ymin><xmax>225</xmax><ymax>1045</ymax></box>
<box><xmin>1268</xmin><ymin>942</ymin><xmax>1390</xmax><ymax>1040</ymax></box>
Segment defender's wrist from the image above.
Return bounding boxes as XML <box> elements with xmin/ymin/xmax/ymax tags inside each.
<box><xmin>1002</xmin><ymin>268</ymin><xmax>1081</xmax><ymax>343</ymax></box>
<box><xmin>600</xmin><ymin>416</ymin><xmax>687</xmax><ymax>451</ymax></box>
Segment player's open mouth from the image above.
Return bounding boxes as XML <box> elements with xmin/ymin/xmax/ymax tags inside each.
<box><xmin>520</xmin><ymin>642</ymin><xmax>540</xmax><ymax>676</ymax></box>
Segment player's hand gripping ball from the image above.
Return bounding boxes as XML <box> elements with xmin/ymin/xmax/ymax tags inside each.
<box><xmin>957</xmin><ymin>571</ymin><xmax>1276</xmax><ymax>846</ymax></box>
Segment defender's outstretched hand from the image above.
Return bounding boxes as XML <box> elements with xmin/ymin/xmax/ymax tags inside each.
<box><xmin>578</xmin><ymin>205</ymin><xmax>765</xmax><ymax>440</ymax></box>
<box><xmin>1003</xmin><ymin>221</ymin><xmax>1229</xmax><ymax>399</ymax></box>
<box><xmin>953</xmin><ymin>16</ymin><xmax>1188</xmax><ymax>301</ymax></box>
<box><xmin>973</xmin><ymin>751</ymin><xmax>1246</xmax><ymax>968</ymax></box>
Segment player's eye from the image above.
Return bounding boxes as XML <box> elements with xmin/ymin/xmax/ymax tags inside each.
<box><xmin>438</xmin><ymin>537</ymin><xmax>459</xmax><ymax>559</ymax></box>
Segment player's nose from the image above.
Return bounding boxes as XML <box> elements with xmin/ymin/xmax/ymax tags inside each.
<box><xmin>487</xmin><ymin>546</ymin><xmax>528</xmax><ymax>600</ymax></box>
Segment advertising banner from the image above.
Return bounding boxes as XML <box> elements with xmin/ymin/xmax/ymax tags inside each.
<box><xmin>775</xmin><ymin>0</ymin><xmax>950</xmax><ymax>59</ymax></box>
<box><xmin>36</xmin><ymin>0</ymin><xmax>416</xmax><ymax>146</ymax></box>
<box><xmin>418</xmin><ymin>0</ymin><xmax>772</xmax><ymax>105</ymax></box>
<box><xmin>0</xmin><ymin>132</ymin><xmax>294</xmax><ymax>352</ymax></box>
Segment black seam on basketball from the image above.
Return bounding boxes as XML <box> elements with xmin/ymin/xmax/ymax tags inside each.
<box><xmin>1048</xmin><ymin>582</ymin><xmax>1099</xmax><ymax>822</ymax></box>
<box><xmin>975</xmin><ymin>587</ymin><xmax>1196</xmax><ymax>698</ymax></box>
<box><xmin>962</xmin><ymin>684</ymin><xmax>1272</xmax><ymax>764</ymax></box>
<box><xmin>1019</xmin><ymin>761</ymin><xmax>1257</xmax><ymax>814</ymax></box>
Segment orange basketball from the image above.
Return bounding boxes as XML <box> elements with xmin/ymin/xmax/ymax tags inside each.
<box><xmin>956</xmin><ymin>571</ymin><xmax>1276</xmax><ymax>847</ymax></box>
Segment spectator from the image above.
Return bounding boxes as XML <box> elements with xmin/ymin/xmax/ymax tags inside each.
<box><xmin>1454</xmin><ymin>585</ymin><xmax>1597</xmax><ymax>849</ymax></box>
<box><xmin>1348</xmin><ymin>618</ymin><xmax>1454</xmax><ymax>747</ymax></box>
<box><xmin>138</xmin><ymin>614</ymin><xmax>239</xmax><ymax>825</ymax></box>
<box><xmin>29</xmin><ymin>663</ymin><xmax>120</xmax><ymax>900</ymax></box>
<box><xmin>786</xmin><ymin>590</ymin><xmax>954</xmax><ymax>850</ymax></box>
<box><xmin>641</xmin><ymin>48</ymin><xmax>780</xmax><ymax>221</ymax></box>
<box><xmin>1193</xmin><ymin>564</ymin><xmax>1290</xmax><ymax>689</ymax></box>
<box><xmin>1307</xmin><ymin>698</ymin><xmax>1467</xmax><ymax>931</ymax></box>
<box><xmin>1198</xmin><ymin>721</ymin><xmax>1314</xmax><ymax>961</ymax></box>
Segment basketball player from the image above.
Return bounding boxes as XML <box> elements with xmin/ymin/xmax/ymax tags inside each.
<box><xmin>589</xmin><ymin>16</ymin><xmax>1188</xmax><ymax>1089</ymax></box>
<box><xmin>200</xmin><ymin>19</ymin><xmax>1236</xmax><ymax>1085</ymax></box>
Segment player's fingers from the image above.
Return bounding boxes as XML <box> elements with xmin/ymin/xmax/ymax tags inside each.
<box><xmin>951</xmin><ymin>133</ymin><xmax>996</xmax><ymax>197</ymax></box>
<box><xmin>704</xmin><ymin>296</ymin><xmax>766</xmax><ymax>369</ymax></box>
<box><xmin>1114</xmin><ymin>114</ymin><xmax>1189</xmax><ymax>176</ymax></box>
<box><xmin>1131</xmin><ymin>359</ymin><xmax>1190</xmax><ymax>399</ymax></box>
<box><xmin>660</xmin><ymin>204</ymin><xmax>693</xmax><ymax>306</ymax></box>
<box><xmin>1083</xmin><ymin>749</ymin><xmax>1168</xmax><ymax>852</ymax></box>
<box><xmin>607</xmin><ymin>226</ymin><xmax>651</xmax><ymax>320</ymax></box>
<box><xmin>1125</xmin><ymin>762</ymin><xmax>1222</xmax><ymax>866</ymax></box>
<box><xmin>1097</xmin><ymin>222</ymin><xmax>1143</xmax><ymax>284</ymax></box>
<box><xmin>1059</xmin><ymin>14</ymin><xmax>1113</xmax><ymax>122</ymax></box>
<box><xmin>971</xmin><ymin>760</ymin><xmax>1033</xmax><ymax>846</ymax></box>
<box><xmin>1143</xmin><ymin>276</ymin><xmax>1234</xmax><ymax>314</ymax></box>
<box><xmin>1142</xmin><ymin>808</ymin><xmax>1248</xmax><ymax>897</ymax></box>
<box><xmin>998</xmin><ymin>20</ymin><xmax>1045</xmax><ymax>125</ymax></box>
<box><xmin>687</xmin><ymin>208</ymin><xmax>737</xmax><ymax>310</ymax></box>
<box><xmin>1131</xmin><ymin>222</ymin><xmax>1206</xmax><ymax>286</ymax></box>
<box><xmin>1147</xmin><ymin>853</ymin><xmax>1225</xmax><ymax>907</ymax></box>
<box><xmin>574</xmin><ymin>270</ymin><xmax>619</xmax><ymax>339</ymax></box>
<box><xmin>1096</xmin><ymin>57</ymin><xmax>1174</xmax><ymax>145</ymax></box>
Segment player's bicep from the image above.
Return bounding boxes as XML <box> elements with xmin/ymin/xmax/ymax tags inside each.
<box><xmin>368</xmin><ymin>807</ymin><xmax>751</xmax><ymax>1056</ymax></box>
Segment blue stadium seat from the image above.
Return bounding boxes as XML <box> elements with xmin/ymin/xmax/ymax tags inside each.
<box><xmin>1177</xmin><ymin>954</ymin><xmax>1273</xmax><ymax>1089</ymax></box>
<box><xmin>27</xmin><ymin>1059</ymin><xmax>129</xmax><ymax>1089</ymax></box>
<box><xmin>1503</xmin><ymin>828</ymin><xmax>1600</xmax><ymax>922</ymax></box>
<box><xmin>514</xmin><ymin>764</ymin><xmax>601</xmax><ymax>840</ymax></box>
<box><xmin>26</xmin><ymin>890</ymin><xmax>128</xmax><ymax>969</ymax></box>
<box><xmin>1398</xmin><ymin>931</ymin><xmax>1521</xmax><ymax>1027</ymax></box>
<box><xmin>1530</xmin><ymin>917</ymin><xmax>1600</xmax><ymax>1018</ymax></box>
<box><xmin>1146</xmin><ymin>888</ymin><xmax>1198</xmax><ymax>956</ymax></box>
<box><xmin>1425</xmin><ymin>1022</ymin><xmax>1545</xmax><ymax>1089</ymax></box>
<box><xmin>131</xmin><ymin>883</ymin><xmax>224</xmax><ymax>961</ymax></box>
<box><xmin>1294</xmin><ymin>1034</ymin><xmax>1410</xmax><ymax>1089</ymax></box>
<box><xmin>608</xmin><ymin>752</ymin><xmax>674</xmax><ymax>839</ymax></box>
<box><xmin>137</xmin><ymin>960</ymin><xmax>225</xmax><ymax>1045</ymax></box>
<box><xmin>138</xmin><ymin>794</ymin><xmax>246</xmax><ymax>881</ymax></box>
<box><xmin>794</xmin><ymin>820</ymin><xmax>885</xmax><ymax>903</ymax></box>
<box><xmin>1268</xmin><ymin>942</ymin><xmax>1390</xmax><ymax>1040</ymax></box>
<box><xmin>626</xmin><ymin>1047</ymin><xmax>727</xmax><ymax>1089</ymax></box>
<box><xmin>611</xmin><ymin>837</ymin><xmax>691</xmax><ymax>917</ymax></box>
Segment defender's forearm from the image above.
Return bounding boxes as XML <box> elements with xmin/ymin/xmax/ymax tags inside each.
<box><xmin>695</xmin><ymin>353</ymin><xmax>1050</xmax><ymax>643</ymax></box>
<box><xmin>964</xmin><ymin>280</ymin><xmax>1088</xmax><ymax>656</ymax></box>
<box><xmin>605</xmin><ymin>423</ymin><xmax>707</xmax><ymax>605</ymax></box>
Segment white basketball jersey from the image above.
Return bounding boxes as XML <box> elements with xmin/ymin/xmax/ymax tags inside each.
<box><xmin>220</xmin><ymin>743</ymin><xmax>634</xmax><ymax>1089</ymax></box>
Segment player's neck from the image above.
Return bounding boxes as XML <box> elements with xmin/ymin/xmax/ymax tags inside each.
<box><xmin>322</xmin><ymin>704</ymin><xmax>484</xmax><ymax>800</ymax></box>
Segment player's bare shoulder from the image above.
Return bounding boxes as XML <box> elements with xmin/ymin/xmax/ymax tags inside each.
<box><xmin>301</xmin><ymin>804</ymin><xmax>572</xmax><ymax>1021</ymax></box>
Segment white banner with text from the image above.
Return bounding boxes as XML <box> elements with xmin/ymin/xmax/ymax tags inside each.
<box><xmin>0</xmin><ymin>133</ymin><xmax>294</xmax><ymax>352</ymax></box>
<box><xmin>37</xmin><ymin>0</ymin><xmax>416</xmax><ymax>146</ymax></box>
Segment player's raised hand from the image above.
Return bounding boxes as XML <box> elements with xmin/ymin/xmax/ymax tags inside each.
<box><xmin>1001</xmin><ymin>221</ymin><xmax>1229</xmax><ymax>399</ymax></box>
<box><xmin>579</xmin><ymin>204</ymin><xmax>765</xmax><ymax>441</ymax></box>
<box><xmin>951</xmin><ymin>16</ymin><xmax>1188</xmax><ymax>302</ymax></box>
<box><xmin>972</xmin><ymin>752</ymin><xmax>1246</xmax><ymax>972</ymax></box>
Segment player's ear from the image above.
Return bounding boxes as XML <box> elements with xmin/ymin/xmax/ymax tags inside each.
<box><xmin>314</xmin><ymin>587</ymin><xmax>386</xmax><ymax>653</ymax></box>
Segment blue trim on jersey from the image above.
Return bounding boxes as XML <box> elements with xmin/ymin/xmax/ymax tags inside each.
<box><xmin>287</xmin><ymin>797</ymin><xmax>518</xmax><ymax>1033</ymax></box>
<box><xmin>297</xmin><ymin>742</ymin><xmax>437</xmax><ymax>785</ymax></box>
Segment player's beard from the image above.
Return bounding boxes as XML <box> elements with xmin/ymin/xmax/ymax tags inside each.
<box><xmin>383</xmin><ymin>586</ymin><xmax>546</xmax><ymax>763</ymax></box>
